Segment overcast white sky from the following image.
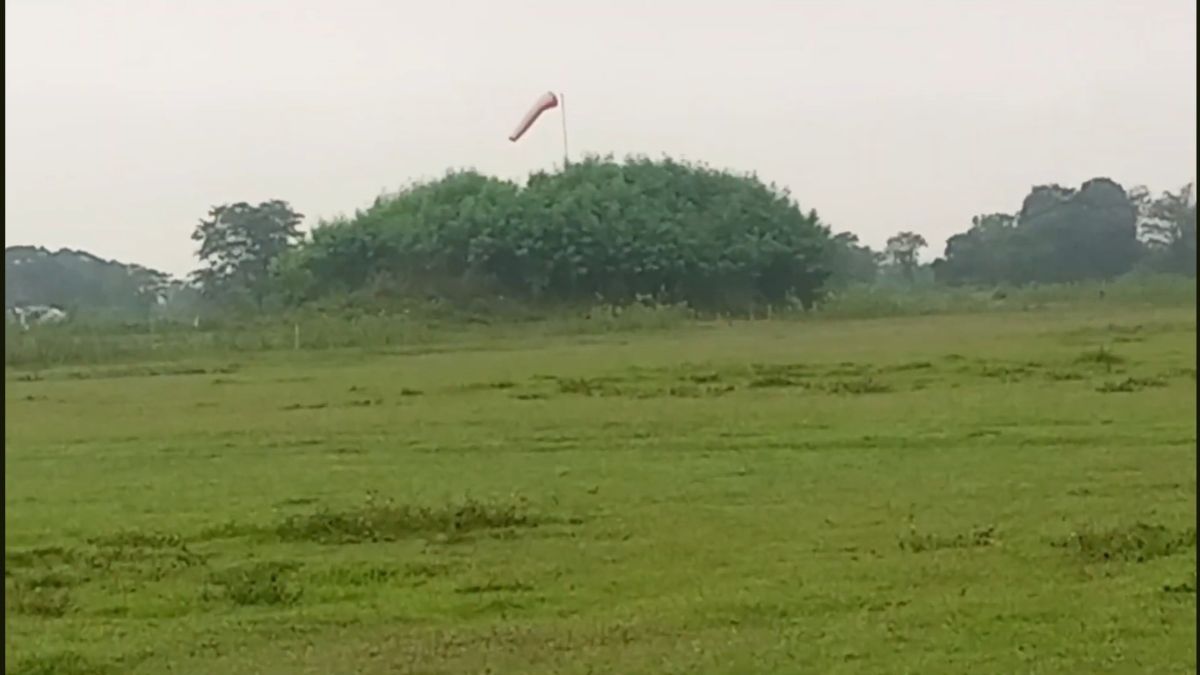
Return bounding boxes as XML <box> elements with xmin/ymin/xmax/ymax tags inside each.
<box><xmin>5</xmin><ymin>0</ymin><xmax>1196</xmax><ymax>276</ymax></box>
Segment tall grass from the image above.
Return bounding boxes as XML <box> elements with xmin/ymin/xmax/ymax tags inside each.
<box><xmin>813</xmin><ymin>274</ymin><xmax>1196</xmax><ymax>319</ymax></box>
<box><xmin>4</xmin><ymin>302</ymin><xmax>696</xmax><ymax>369</ymax></box>
<box><xmin>5</xmin><ymin>276</ymin><xmax>1194</xmax><ymax>370</ymax></box>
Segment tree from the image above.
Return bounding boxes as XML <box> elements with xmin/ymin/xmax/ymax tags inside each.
<box><xmin>826</xmin><ymin>232</ymin><xmax>880</xmax><ymax>288</ymax></box>
<box><xmin>885</xmin><ymin>231</ymin><xmax>927</xmax><ymax>282</ymax></box>
<box><xmin>1133</xmin><ymin>182</ymin><xmax>1196</xmax><ymax>277</ymax></box>
<box><xmin>190</xmin><ymin>200</ymin><xmax>304</xmax><ymax>309</ymax></box>
<box><xmin>1015</xmin><ymin>178</ymin><xmax>1139</xmax><ymax>282</ymax></box>
<box><xmin>931</xmin><ymin>213</ymin><xmax>1026</xmax><ymax>286</ymax></box>
<box><xmin>932</xmin><ymin>178</ymin><xmax>1142</xmax><ymax>287</ymax></box>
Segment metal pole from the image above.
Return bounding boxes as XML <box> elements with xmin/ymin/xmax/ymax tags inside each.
<box><xmin>559</xmin><ymin>91</ymin><xmax>570</xmax><ymax>169</ymax></box>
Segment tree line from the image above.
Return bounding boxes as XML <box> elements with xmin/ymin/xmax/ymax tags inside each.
<box><xmin>5</xmin><ymin>246</ymin><xmax>177</xmax><ymax>319</ymax></box>
<box><xmin>6</xmin><ymin>156</ymin><xmax>1195</xmax><ymax>319</ymax></box>
<box><xmin>932</xmin><ymin>179</ymin><xmax>1195</xmax><ymax>285</ymax></box>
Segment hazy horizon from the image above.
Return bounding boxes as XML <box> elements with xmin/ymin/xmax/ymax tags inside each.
<box><xmin>6</xmin><ymin>0</ymin><xmax>1196</xmax><ymax>277</ymax></box>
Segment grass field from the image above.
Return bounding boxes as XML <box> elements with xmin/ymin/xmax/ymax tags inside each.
<box><xmin>5</xmin><ymin>304</ymin><xmax>1197</xmax><ymax>674</ymax></box>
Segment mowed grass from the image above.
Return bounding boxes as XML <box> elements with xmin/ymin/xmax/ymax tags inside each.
<box><xmin>4</xmin><ymin>306</ymin><xmax>1196</xmax><ymax>674</ymax></box>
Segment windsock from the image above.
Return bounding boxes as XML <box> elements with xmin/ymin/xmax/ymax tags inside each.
<box><xmin>508</xmin><ymin>91</ymin><xmax>559</xmax><ymax>142</ymax></box>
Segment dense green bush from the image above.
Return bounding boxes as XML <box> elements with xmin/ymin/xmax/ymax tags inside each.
<box><xmin>283</xmin><ymin>157</ymin><xmax>835</xmax><ymax>311</ymax></box>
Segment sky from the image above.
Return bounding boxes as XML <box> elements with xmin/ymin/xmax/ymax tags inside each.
<box><xmin>5</xmin><ymin>0</ymin><xmax>1197</xmax><ymax>277</ymax></box>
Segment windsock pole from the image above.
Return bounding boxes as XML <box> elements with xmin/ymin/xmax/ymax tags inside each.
<box><xmin>559</xmin><ymin>92</ymin><xmax>570</xmax><ymax>169</ymax></box>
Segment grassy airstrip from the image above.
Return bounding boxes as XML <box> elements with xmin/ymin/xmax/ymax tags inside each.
<box><xmin>4</xmin><ymin>298</ymin><xmax>1196</xmax><ymax>673</ymax></box>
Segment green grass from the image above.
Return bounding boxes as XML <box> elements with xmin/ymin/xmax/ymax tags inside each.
<box><xmin>5</xmin><ymin>304</ymin><xmax>1196</xmax><ymax>673</ymax></box>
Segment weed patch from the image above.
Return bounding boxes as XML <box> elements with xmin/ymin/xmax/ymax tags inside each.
<box><xmin>1095</xmin><ymin>377</ymin><xmax>1168</xmax><ymax>393</ymax></box>
<box><xmin>1045</xmin><ymin>370</ymin><xmax>1086</xmax><ymax>381</ymax></box>
<box><xmin>282</xmin><ymin>402</ymin><xmax>329</xmax><ymax>411</ymax></box>
<box><xmin>746</xmin><ymin>363</ymin><xmax>811</xmax><ymax>388</ymax></box>
<box><xmin>455</xmin><ymin>580</ymin><xmax>534</xmax><ymax>594</ymax></box>
<box><xmin>1053</xmin><ymin>523</ymin><xmax>1196</xmax><ymax>563</ymax></box>
<box><xmin>402</xmin><ymin>561</ymin><xmax>456</xmax><ymax>581</ymax></box>
<box><xmin>8</xmin><ymin>652</ymin><xmax>112</xmax><ymax>675</ymax></box>
<box><xmin>825</xmin><ymin>362</ymin><xmax>871</xmax><ymax>376</ymax></box>
<box><xmin>554</xmin><ymin>377</ymin><xmax>616</xmax><ymax>396</ymax></box>
<box><xmin>882</xmin><ymin>361</ymin><xmax>934</xmax><ymax>372</ymax></box>
<box><xmin>666</xmin><ymin>383</ymin><xmax>736</xmax><ymax>398</ymax></box>
<box><xmin>6</xmin><ymin>576</ymin><xmax>73</xmax><ymax>617</ymax></box>
<box><xmin>1075</xmin><ymin>347</ymin><xmax>1127</xmax><ymax>371</ymax></box>
<box><xmin>822</xmin><ymin>378</ymin><xmax>892</xmax><ymax>395</ymax></box>
<box><xmin>86</xmin><ymin>530</ymin><xmax>185</xmax><ymax>549</ymax></box>
<box><xmin>752</xmin><ymin>362</ymin><xmax>813</xmax><ymax>376</ymax></box>
<box><xmin>306</xmin><ymin>563</ymin><xmax>401</xmax><ymax>587</ymax></box>
<box><xmin>81</xmin><ymin>537</ymin><xmax>206</xmax><ymax>577</ymax></box>
<box><xmin>62</xmin><ymin>363</ymin><xmax>238</xmax><ymax>381</ymax></box>
<box><xmin>978</xmin><ymin>364</ymin><xmax>1034</xmax><ymax>381</ymax></box>
<box><xmin>748</xmin><ymin>374</ymin><xmax>806</xmax><ymax>388</ymax></box>
<box><xmin>1163</xmin><ymin>573</ymin><xmax>1196</xmax><ymax>595</ymax></box>
<box><xmin>275</xmin><ymin>496</ymin><xmax>541</xmax><ymax>545</ymax></box>
<box><xmin>204</xmin><ymin>561</ymin><xmax>302</xmax><ymax>606</ymax></box>
<box><xmin>195</xmin><ymin>521</ymin><xmax>270</xmax><ymax>542</ymax></box>
<box><xmin>6</xmin><ymin>545</ymin><xmax>75</xmax><ymax>570</ymax></box>
<box><xmin>7</xmin><ymin>532</ymin><xmax>205</xmax><ymax>585</ymax></box>
<box><xmin>899</xmin><ymin>525</ymin><xmax>998</xmax><ymax>553</ymax></box>
<box><xmin>460</xmin><ymin>380</ymin><xmax>517</xmax><ymax>392</ymax></box>
<box><xmin>276</xmin><ymin>496</ymin><xmax>319</xmax><ymax>508</ymax></box>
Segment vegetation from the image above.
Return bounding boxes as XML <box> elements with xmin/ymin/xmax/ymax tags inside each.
<box><xmin>5</xmin><ymin>276</ymin><xmax>1193</xmax><ymax>370</ymax></box>
<box><xmin>824</xmin><ymin>231</ymin><xmax>880</xmax><ymax>289</ymax></box>
<box><xmin>5</xmin><ymin>302</ymin><xmax>1195</xmax><ymax>673</ymax></box>
<box><xmin>933</xmin><ymin>178</ymin><xmax>1195</xmax><ymax>286</ymax></box>
<box><xmin>1131</xmin><ymin>182</ymin><xmax>1197</xmax><ymax>277</ymax></box>
<box><xmin>5</xmin><ymin>160</ymin><xmax>1195</xmax><ymax>327</ymax></box>
<box><xmin>190</xmin><ymin>200</ymin><xmax>305</xmax><ymax>310</ymax></box>
<box><xmin>277</xmin><ymin>158</ymin><xmax>835</xmax><ymax>311</ymax></box>
<box><xmin>4</xmin><ymin>247</ymin><xmax>172</xmax><ymax>320</ymax></box>
<box><xmin>884</xmin><ymin>231</ymin><xmax>927</xmax><ymax>282</ymax></box>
